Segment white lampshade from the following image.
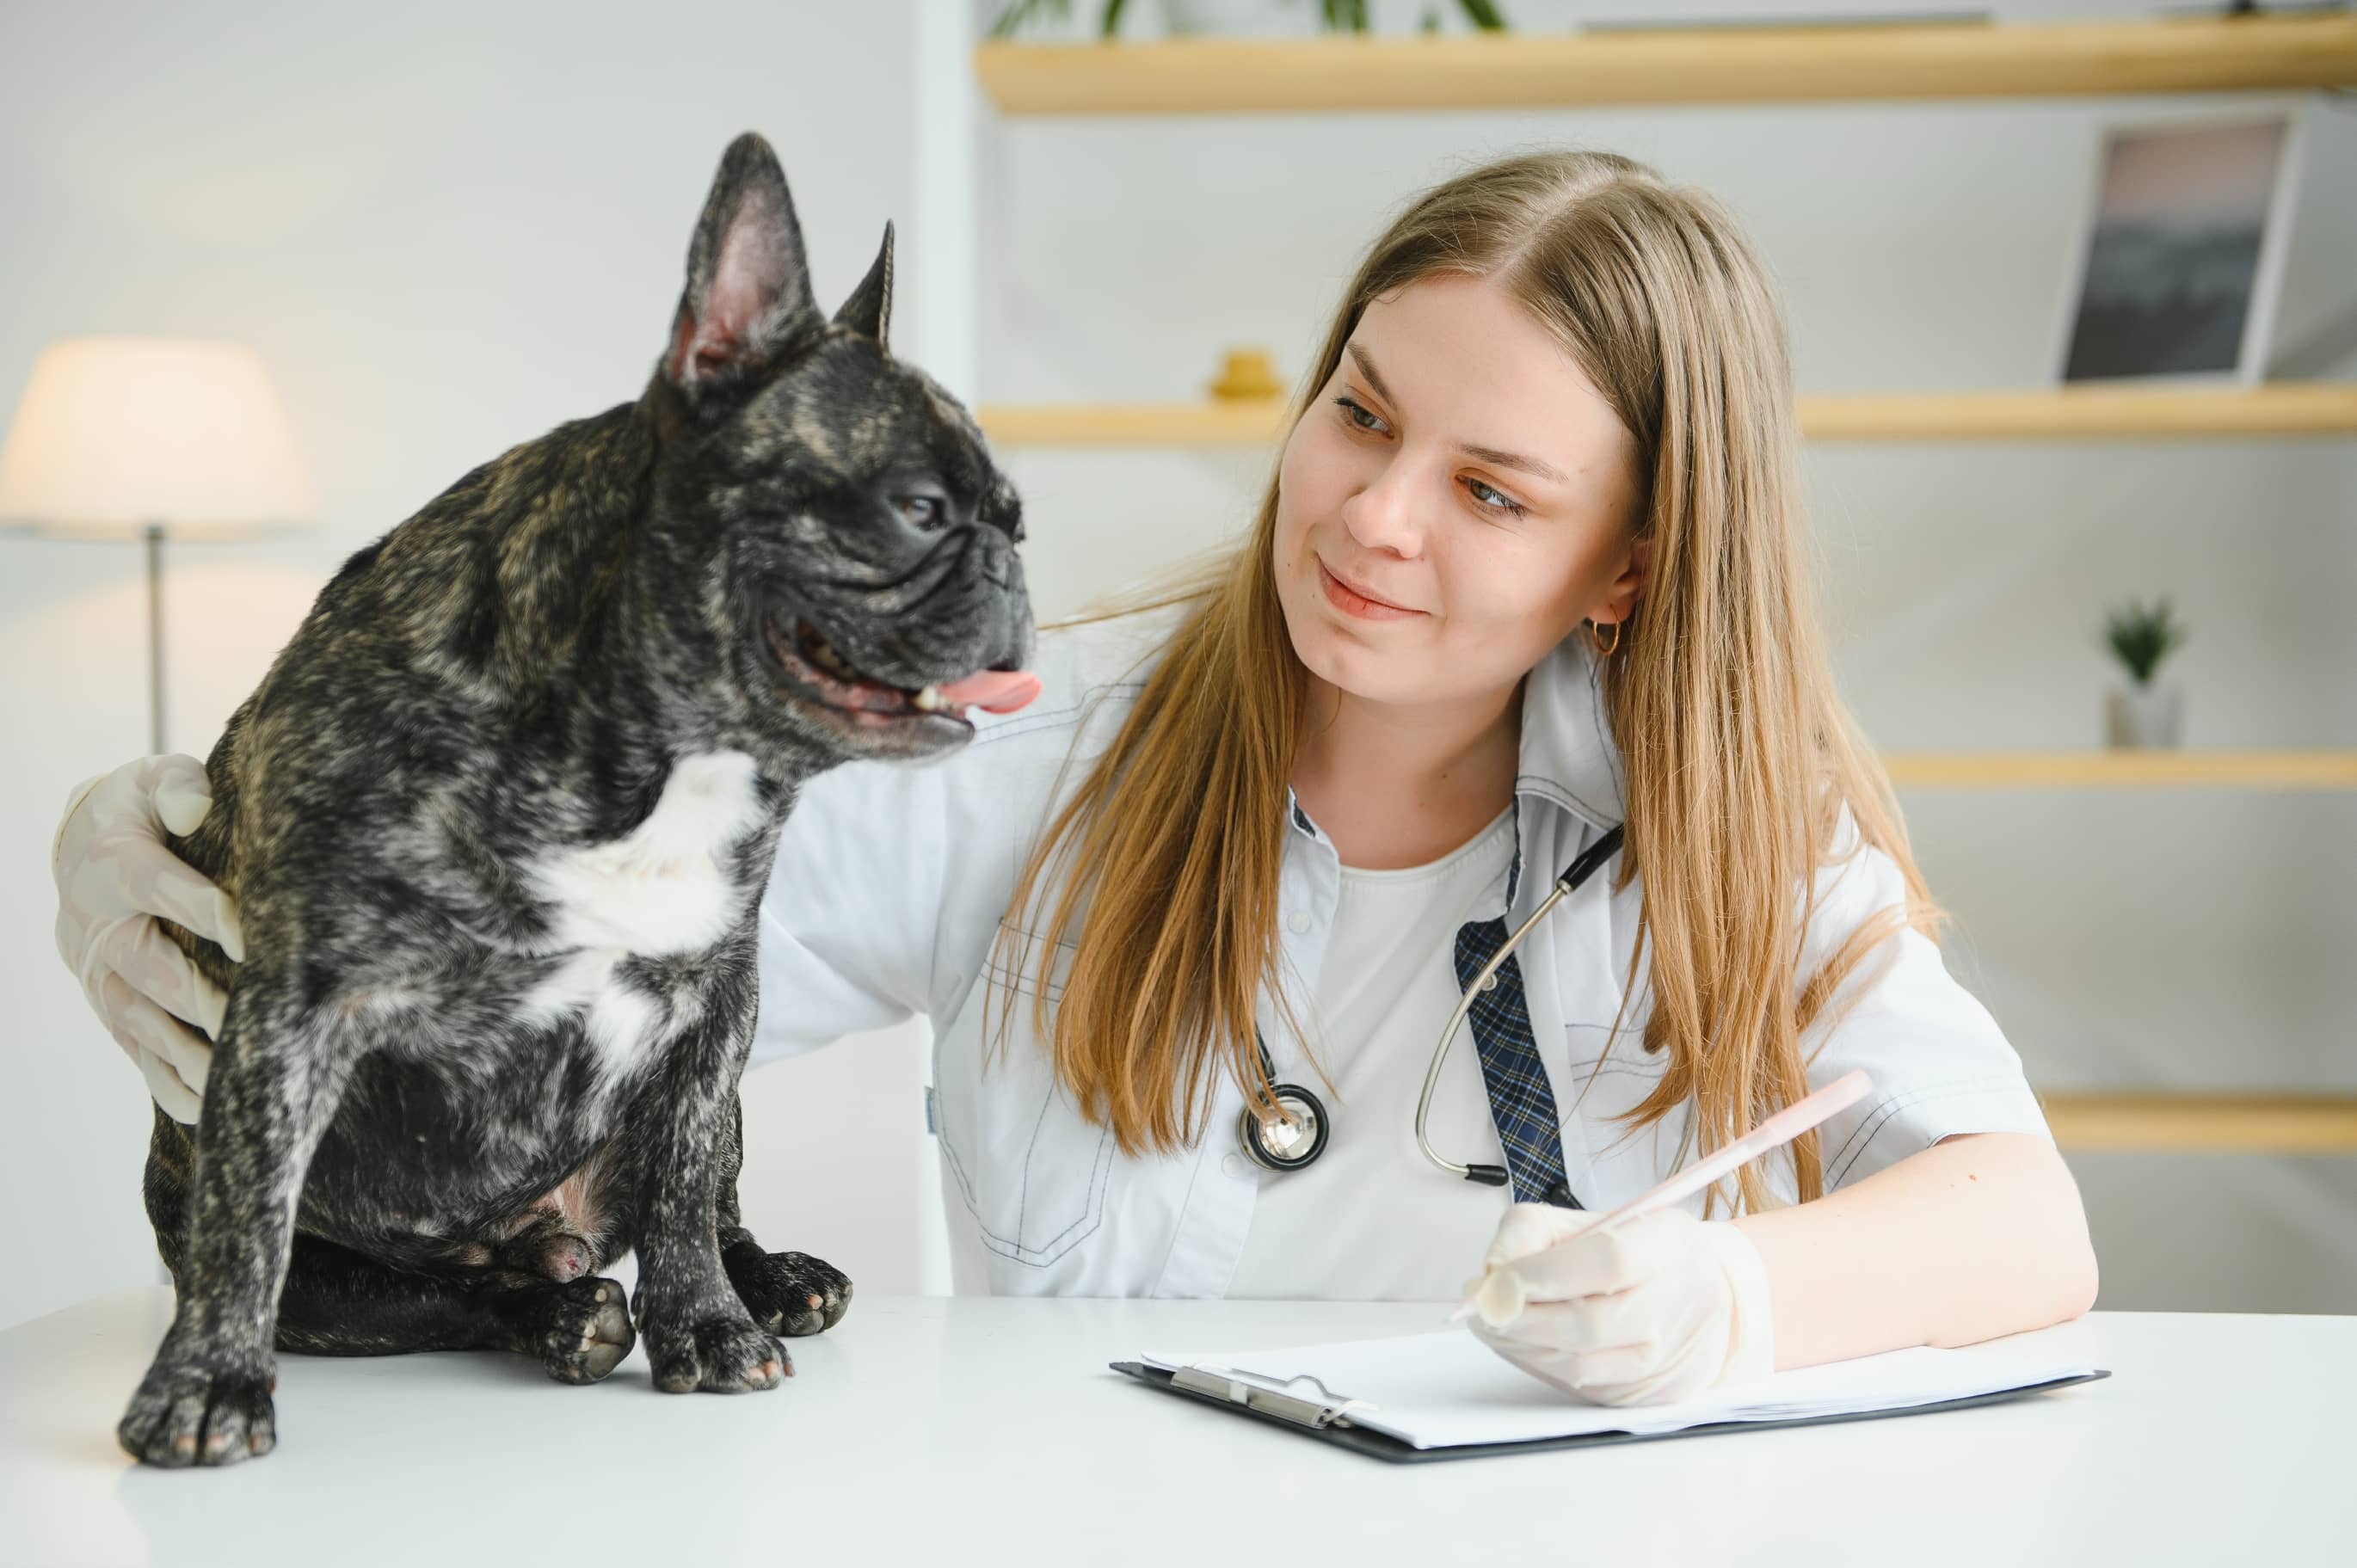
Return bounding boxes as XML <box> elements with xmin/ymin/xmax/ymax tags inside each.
<box><xmin>0</xmin><ymin>336</ymin><xmax>314</xmax><ymax>540</ymax></box>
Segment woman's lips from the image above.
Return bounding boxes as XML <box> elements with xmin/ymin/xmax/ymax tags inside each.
<box><xmin>1318</xmin><ymin>557</ymin><xmax>1424</xmax><ymax>621</ymax></box>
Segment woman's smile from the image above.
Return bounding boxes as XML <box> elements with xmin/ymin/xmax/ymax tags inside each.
<box><xmin>1318</xmin><ymin>555</ymin><xmax>1425</xmax><ymax>621</ymax></box>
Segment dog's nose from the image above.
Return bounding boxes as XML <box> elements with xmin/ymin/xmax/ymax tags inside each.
<box><xmin>993</xmin><ymin>621</ymin><xmax>1035</xmax><ymax>676</ymax></box>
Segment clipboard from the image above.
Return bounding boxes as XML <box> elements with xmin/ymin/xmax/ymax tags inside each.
<box><xmin>1111</xmin><ymin>1360</ymin><xmax>2111</xmax><ymax>1465</ymax></box>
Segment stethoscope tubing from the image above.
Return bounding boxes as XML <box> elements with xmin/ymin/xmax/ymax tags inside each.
<box><xmin>1242</xmin><ymin>822</ymin><xmax>1628</xmax><ymax>1188</ymax></box>
<box><xmin>1416</xmin><ymin>822</ymin><xmax>1626</xmax><ymax>1184</ymax></box>
<box><xmin>1412</xmin><ymin>876</ymin><xmax>1571</xmax><ymax>1186</ymax></box>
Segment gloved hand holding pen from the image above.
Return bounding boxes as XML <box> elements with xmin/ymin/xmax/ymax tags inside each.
<box><xmin>1458</xmin><ymin>1070</ymin><xmax>1876</xmax><ymax>1405</ymax></box>
<box><xmin>1465</xmin><ymin>1202</ymin><xmax>1775</xmax><ymax>1407</ymax></box>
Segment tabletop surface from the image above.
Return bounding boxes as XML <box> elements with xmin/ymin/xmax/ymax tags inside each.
<box><xmin>1</xmin><ymin>1289</ymin><xmax>2345</xmax><ymax>1566</ymax></box>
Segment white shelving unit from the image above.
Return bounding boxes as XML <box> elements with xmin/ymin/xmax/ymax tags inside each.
<box><xmin>915</xmin><ymin>3</ymin><xmax>2357</xmax><ymax>1154</ymax></box>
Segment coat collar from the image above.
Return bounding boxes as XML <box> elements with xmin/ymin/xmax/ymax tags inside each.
<box><xmin>1514</xmin><ymin>632</ymin><xmax>1626</xmax><ymax>833</ymax></box>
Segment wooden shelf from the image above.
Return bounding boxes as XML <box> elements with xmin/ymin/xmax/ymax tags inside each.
<box><xmin>2041</xmin><ymin>1092</ymin><xmax>2357</xmax><ymax>1153</ymax></box>
<box><xmin>982</xmin><ymin>400</ymin><xmax>1285</xmax><ymax>447</ymax></box>
<box><xmin>1806</xmin><ymin>384</ymin><xmax>2357</xmax><ymax>440</ymax></box>
<box><xmin>976</xmin><ymin>15</ymin><xmax>2357</xmax><ymax>116</ymax></box>
<box><xmin>977</xmin><ymin>384</ymin><xmax>2357</xmax><ymax>448</ymax></box>
<box><xmin>1883</xmin><ymin>751</ymin><xmax>2357</xmax><ymax>791</ymax></box>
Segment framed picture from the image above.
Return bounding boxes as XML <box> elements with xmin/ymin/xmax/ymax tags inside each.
<box><xmin>2054</xmin><ymin>110</ymin><xmax>2304</xmax><ymax>386</ymax></box>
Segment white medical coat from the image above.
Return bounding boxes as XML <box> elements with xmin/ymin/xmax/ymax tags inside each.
<box><xmin>749</xmin><ymin>605</ymin><xmax>2052</xmax><ymax>1297</ymax></box>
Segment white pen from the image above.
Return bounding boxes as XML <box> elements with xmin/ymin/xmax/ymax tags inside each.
<box><xmin>1449</xmin><ymin>1068</ymin><xmax>1874</xmax><ymax>1329</ymax></box>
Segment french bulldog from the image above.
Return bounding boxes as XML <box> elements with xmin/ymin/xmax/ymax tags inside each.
<box><xmin>119</xmin><ymin>131</ymin><xmax>1037</xmax><ymax>1467</ymax></box>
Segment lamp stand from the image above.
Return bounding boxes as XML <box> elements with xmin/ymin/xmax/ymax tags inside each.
<box><xmin>145</xmin><ymin>522</ymin><xmax>165</xmax><ymax>756</ymax></box>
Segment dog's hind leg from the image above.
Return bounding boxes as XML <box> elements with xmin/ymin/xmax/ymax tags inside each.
<box><xmin>145</xmin><ymin>1067</ymin><xmax>633</xmax><ymax>1386</ymax></box>
<box><xmin>272</xmin><ymin>1236</ymin><xmax>635</xmax><ymax>1386</ymax></box>
<box><xmin>713</xmin><ymin>1095</ymin><xmax>852</xmax><ymax>1338</ymax></box>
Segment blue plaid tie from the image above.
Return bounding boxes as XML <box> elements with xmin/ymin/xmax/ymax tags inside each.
<box><xmin>1452</xmin><ymin>916</ymin><xmax>1579</xmax><ymax>1208</ymax></box>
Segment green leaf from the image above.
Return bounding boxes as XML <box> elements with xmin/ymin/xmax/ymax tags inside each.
<box><xmin>989</xmin><ymin>0</ymin><xmax>1074</xmax><ymax>38</ymax></box>
<box><xmin>2101</xmin><ymin>596</ymin><xmax>2188</xmax><ymax>685</ymax></box>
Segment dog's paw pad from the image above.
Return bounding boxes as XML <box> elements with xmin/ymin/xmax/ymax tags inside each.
<box><xmin>646</xmin><ymin>1316</ymin><xmax>790</xmax><ymax>1393</ymax></box>
<box><xmin>725</xmin><ymin>1247</ymin><xmax>853</xmax><ymax>1338</ymax></box>
<box><xmin>535</xmin><ymin>1276</ymin><xmax>635</xmax><ymax>1385</ymax></box>
<box><xmin>118</xmin><ymin>1362</ymin><xmax>277</xmax><ymax>1468</ymax></box>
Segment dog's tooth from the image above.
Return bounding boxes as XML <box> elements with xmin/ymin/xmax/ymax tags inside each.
<box><xmin>806</xmin><ymin>637</ymin><xmax>856</xmax><ymax>681</ymax></box>
<box><xmin>912</xmin><ymin>686</ymin><xmax>943</xmax><ymax>712</ymax></box>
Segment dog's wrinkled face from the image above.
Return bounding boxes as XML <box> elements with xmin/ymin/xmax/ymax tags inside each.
<box><xmin>653</xmin><ymin>134</ymin><xmax>1035</xmax><ymax>764</ymax></box>
<box><xmin>695</xmin><ymin>329</ymin><xmax>1036</xmax><ymax>765</ymax></box>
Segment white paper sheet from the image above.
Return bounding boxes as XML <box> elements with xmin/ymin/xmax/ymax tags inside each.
<box><xmin>1141</xmin><ymin>1330</ymin><xmax>2100</xmax><ymax>1449</ymax></box>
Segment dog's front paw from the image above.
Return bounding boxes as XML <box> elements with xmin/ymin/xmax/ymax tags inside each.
<box><xmin>508</xmin><ymin>1276</ymin><xmax>636</xmax><ymax>1385</ymax></box>
<box><xmin>118</xmin><ymin>1355</ymin><xmax>277</xmax><ymax>1467</ymax></box>
<box><xmin>641</xmin><ymin>1309</ymin><xmax>788</xmax><ymax>1394</ymax></box>
<box><xmin>724</xmin><ymin>1243</ymin><xmax>853</xmax><ymax>1337</ymax></box>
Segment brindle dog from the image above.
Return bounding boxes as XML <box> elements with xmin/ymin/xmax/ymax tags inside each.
<box><xmin>119</xmin><ymin>132</ymin><xmax>1036</xmax><ymax>1466</ymax></box>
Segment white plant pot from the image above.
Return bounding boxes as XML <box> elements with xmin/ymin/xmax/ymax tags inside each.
<box><xmin>1162</xmin><ymin>0</ymin><xmax>1319</xmax><ymax>37</ymax></box>
<box><xmin>2106</xmin><ymin>683</ymin><xmax>2183</xmax><ymax>749</ymax></box>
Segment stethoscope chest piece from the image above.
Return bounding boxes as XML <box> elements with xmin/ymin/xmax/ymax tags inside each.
<box><xmin>1238</xmin><ymin>1082</ymin><xmax>1330</xmax><ymax>1174</ymax></box>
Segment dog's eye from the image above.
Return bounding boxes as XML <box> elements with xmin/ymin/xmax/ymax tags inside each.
<box><xmin>896</xmin><ymin>495</ymin><xmax>946</xmax><ymax>531</ymax></box>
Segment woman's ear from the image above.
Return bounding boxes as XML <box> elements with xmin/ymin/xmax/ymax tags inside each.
<box><xmin>1600</xmin><ymin>536</ymin><xmax>1652</xmax><ymax>624</ymax></box>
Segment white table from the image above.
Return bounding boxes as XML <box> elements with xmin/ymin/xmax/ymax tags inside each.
<box><xmin>1</xmin><ymin>1291</ymin><xmax>2344</xmax><ymax>1565</ymax></box>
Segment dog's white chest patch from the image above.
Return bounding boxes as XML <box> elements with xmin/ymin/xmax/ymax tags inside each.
<box><xmin>518</xmin><ymin>749</ymin><xmax>766</xmax><ymax>1077</ymax></box>
<box><xmin>529</xmin><ymin>749</ymin><xmax>766</xmax><ymax>955</ymax></box>
<box><xmin>520</xmin><ymin>947</ymin><xmax>672</xmax><ymax>1079</ymax></box>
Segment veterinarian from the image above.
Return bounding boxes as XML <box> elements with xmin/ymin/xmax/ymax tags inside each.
<box><xmin>54</xmin><ymin>148</ymin><xmax>2097</xmax><ymax>1409</ymax></box>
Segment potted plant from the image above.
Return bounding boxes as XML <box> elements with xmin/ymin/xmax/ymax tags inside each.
<box><xmin>2102</xmin><ymin>596</ymin><xmax>2189</xmax><ymax>749</ymax></box>
<box><xmin>1296</xmin><ymin>0</ymin><xmax>1506</xmax><ymax>29</ymax></box>
<box><xmin>989</xmin><ymin>0</ymin><xmax>1505</xmax><ymax>39</ymax></box>
<box><xmin>988</xmin><ymin>0</ymin><xmax>1129</xmax><ymax>37</ymax></box>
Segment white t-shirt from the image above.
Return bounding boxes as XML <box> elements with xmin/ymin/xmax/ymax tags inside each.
<box><xmin>1225</xmin><ymin>803</ymin><xmax>1527</xmax><ymax>1302</ymax></box>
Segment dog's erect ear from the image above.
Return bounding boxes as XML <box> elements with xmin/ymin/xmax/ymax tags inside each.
<box><xmin>833</xmin><ymin>222</ymin><xmax>893</xmax><ymax>350</ymax></box>
<box><xmin>663</xmin><ymin>132</ymin><xmax>820</xmax><ymax>394</ymax></box>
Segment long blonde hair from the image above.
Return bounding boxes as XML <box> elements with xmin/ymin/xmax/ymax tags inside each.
<box><xmin>988</xmin><ymin>149</ymin><xmax>1939</xmax><ymax>1211</ymax></box>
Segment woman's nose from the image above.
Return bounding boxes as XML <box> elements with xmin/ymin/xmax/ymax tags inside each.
<box><xmin>1339</xmin><ymin>458</ymin><xmax>1425</xmax><ymax>557</ymax></box>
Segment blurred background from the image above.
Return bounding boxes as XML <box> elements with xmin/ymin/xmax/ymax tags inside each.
<box><xmin>2</xmin><ymin>0</ymin><xmax>2350</xmax><ymax>1331</ymax></box>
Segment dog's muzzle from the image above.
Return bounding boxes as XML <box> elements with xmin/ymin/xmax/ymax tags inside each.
<box><xmin>759</xmin><ymin>604</ymin><xmax>1036</xmax><ymax>735</ymax></box>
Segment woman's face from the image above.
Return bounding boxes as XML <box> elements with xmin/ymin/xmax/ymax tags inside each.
<box><xmin>1273</xmin><ymin>273</ymin><xmax>1647</xmax><ymax>714</ymax></box>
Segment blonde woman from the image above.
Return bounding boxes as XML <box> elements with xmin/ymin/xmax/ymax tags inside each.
<box><xmin>53</xmin><ymin>150</ymin><xmax>2096</xmax><ymax>1407</ymax></box>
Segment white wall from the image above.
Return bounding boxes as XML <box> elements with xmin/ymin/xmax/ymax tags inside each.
<box><xmin>0</xmin><ymin>0</ymin><xmax>940</xmax><ymax>1328</ymax></box>
<box><xmin>3</xmin><ymin>0</ymin><xmax>2350</xmax><ymax>1330</ymax></box>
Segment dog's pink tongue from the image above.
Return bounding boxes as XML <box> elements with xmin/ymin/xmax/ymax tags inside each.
<box><xmin>938</xmin><ymin>669</ymin><xmax>1041</xmax><ymax>714</ymax></box>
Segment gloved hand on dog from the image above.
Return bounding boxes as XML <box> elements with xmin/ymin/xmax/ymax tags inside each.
<box><xmin>1463</xmin><ymin>1202</ymin><xmax>1776</xmax><ymax>1406</ymax></box>
<box><xmin>52</xmin><ymin>753</ymin><xmax>243</xmax><ymax>1124</ymax></box>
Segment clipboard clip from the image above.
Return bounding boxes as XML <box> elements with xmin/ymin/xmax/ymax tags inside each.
<box><xmin>1171</xmin><ymin>1365</ymin><xmax>1375</xmax><ymax>1430</ymax></box>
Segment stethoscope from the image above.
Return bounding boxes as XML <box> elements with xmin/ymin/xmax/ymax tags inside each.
<box><xmin>1236</xmin><ymin>823</ymin><xmax>1628</xmax><ymax>1194</ymax></box>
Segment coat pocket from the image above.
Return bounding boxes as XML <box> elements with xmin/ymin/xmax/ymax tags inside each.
<box><xmin>932</xmin><ymin>923</ymin><xmax>1117</xmax><ymax>1270</ymax></box>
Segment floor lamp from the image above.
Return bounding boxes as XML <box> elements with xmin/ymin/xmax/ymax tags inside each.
<box><xmin>0</xmin><ymin>337</ymin><xmax>313</xmax><ymax>755</ymax></box>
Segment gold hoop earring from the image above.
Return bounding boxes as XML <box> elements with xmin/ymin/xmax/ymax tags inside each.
<box><xmin>1589</xmin><ymin>618</ymin><xmax>1622</xmax><ymax>657</ymax></box>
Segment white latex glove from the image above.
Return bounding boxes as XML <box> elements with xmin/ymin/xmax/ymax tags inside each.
<box><xmin>1462</xmin><ymin>1203</ymin><xmax>1775</xmax><ymax>1407</ymax></box>
<box><xmin>52</xmin><ymin>755</ymin><xmax>244</xmax><ymax>1124</ymax></box>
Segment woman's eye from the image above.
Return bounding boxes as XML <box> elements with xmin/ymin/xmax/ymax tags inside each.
<box><xmin>1464</xmin><ymin>477</ymin><xmax>1526</xmax><ymax>518</ymax></box>
<box><xmin>1332</xmin><ymin>395</ymin><xmax>1388</xmax><ymax>435</ymax></box>
<box><xmin>896</xmin><ymin>495</ymin><xmax>945</xmax><ymax>529</ymax></box>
